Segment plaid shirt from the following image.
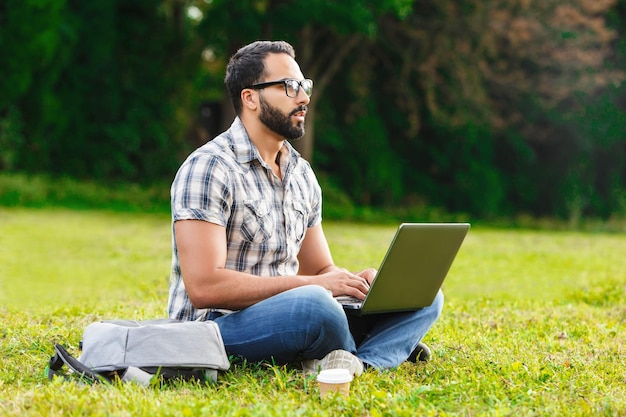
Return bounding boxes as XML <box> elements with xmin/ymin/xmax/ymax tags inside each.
<box><xmin>168</xmin><ymin>117</ymin><xmax>322</xmax><ymax>320</ymax></box>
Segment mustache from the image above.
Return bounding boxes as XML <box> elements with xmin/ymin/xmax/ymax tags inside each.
<box><xmin>289</xmin><ymin>106</ymin><xmax>307</xmax><ymax>117</ymax></box>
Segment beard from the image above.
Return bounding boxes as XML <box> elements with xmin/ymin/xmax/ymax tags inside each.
<box><xmin>259</xmin><ymin>95</ymin><xmax>306</xmax><ymax>140</ymax></box>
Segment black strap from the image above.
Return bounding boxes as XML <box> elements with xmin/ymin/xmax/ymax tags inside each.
<box><xmin>141</xmin><ymin>366</ymin><xmax>209</xmax><ymax>381</ymax></box>
<box><xmin>47</xmin><ymin>344</ymin><xmax>110</xmax><ymax>384</ymax></box>
<box><xmin>47</xmin><ymin>344</ymin><xmax>211</xmax><ymax>385</ymax></box>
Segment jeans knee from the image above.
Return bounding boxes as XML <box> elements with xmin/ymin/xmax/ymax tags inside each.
<box><xmin>295</xmin><ymin>285</ymin><xmax>344</xmax><ymax>317</ymax></box>
<box><xmin>291</xmin><ymin>285</ymin><xmax>349</xmax><ymax>333</ymax></box>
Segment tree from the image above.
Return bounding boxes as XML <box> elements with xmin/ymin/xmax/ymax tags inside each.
<box><xmin>2</xmin><ymin>0</ymin><xmax>624</xmax><ymax>220</ymax></box>
<box><xmin>1</xmin><ymin>0</ymin><xmax>203</xmax><ymax>180</ymax></box>
<box><xmin>193</xmin><ymin>0</ymin><xmax>414</xmax><ymax>162</ymax></box>
<box><xmin>0</xmin><ymin>0</ymin><xmax>69</xmax><ymax>170</ymax></box>
<box><xmin>362</xmin><ymin>0</ymin><xmax>625</xmax><ymax>217</ymax></box>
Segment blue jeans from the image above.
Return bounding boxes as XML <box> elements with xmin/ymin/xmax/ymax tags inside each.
<box><xmin>208</xmin><ymin>285</ymin><xmax>444</xmax><ymax>369</ymax></box>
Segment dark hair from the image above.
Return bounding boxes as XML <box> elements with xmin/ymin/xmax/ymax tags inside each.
<box><xmin>225</xmin><ymin>40</ymin><xmax>296</xmax><ymax>115</ymax></box>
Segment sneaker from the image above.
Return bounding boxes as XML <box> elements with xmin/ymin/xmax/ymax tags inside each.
<box><xmin>407</xmin><ymin>342</ymin><xmax>431</xmax><ymax>362</ymax></box>
<box><xmin>302</xmin><ymin>349</ymin><xmax>364</xmax><ymax>376</ymax></box>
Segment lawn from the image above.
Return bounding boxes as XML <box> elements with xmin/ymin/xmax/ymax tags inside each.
<box><xmin>1</xmin><ymin>207</ymin><xmax>625</xmax><ymax>416</ymax></box>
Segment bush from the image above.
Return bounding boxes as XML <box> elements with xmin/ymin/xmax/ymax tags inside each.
<box><xmin>0</xmin><ymin>173</ymin><xmax>169</xmax><ymax>212</ymax></box>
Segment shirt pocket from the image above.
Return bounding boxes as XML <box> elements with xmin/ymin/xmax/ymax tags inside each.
<box><xmin>292</xmin><ymin>200</ymin><xmax>309</xmax><ymax>244</ymax></box>
<box><xmin>241</xmin><ymin>200</ymin><xmax>274</xmax><ymax>243</ymax></box>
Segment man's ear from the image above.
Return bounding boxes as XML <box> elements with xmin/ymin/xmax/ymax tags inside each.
<box><xmin>241</xmin><ymin>89</ymin><xmax>258</xmax><ymax>111</ymax></box>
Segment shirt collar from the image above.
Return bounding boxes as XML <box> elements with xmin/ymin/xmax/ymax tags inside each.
<box><xmin>228</xmin><ymin>117</ymin><xmax>301</xmax><ymax>169</ymax></box>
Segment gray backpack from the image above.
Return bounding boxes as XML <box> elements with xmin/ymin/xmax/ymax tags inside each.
<box><xmin>48</xmin><ymin>319</ymin><xmax>230</xmax><ymax>386</ymax></box>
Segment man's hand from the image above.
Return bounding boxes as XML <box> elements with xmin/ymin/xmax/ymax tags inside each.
<box><xmin>310</xmin><ymin>267</ymin><xmax>376</xmax><ymax>300</ymax></box>
<box><xmin>355</xmin><ymin>268</ymin><xmax>376</xmax><ymax>286</ymax></box>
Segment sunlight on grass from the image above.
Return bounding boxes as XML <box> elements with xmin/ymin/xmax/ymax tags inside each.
<box><xmin>324</xmin><ymin>221</ymin><xmax>626</xmax><ymax>303</ymax></box>
<box><xmin>0</xmin><ymin>208</ymin><xmax>171</xmax><ymax>310</ymax></box>
<box><xmin>1</xmin><ymin>208</ymin><xmax>625</xmax><ymax>416</ymax></box>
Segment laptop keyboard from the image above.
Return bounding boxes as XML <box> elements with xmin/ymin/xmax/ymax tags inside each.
<box><xmin>334</xmin><ymin>295</ymin><xmax>362</xmax><ymax>304</ymax></box>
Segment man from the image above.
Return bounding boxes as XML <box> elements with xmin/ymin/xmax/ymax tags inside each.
<box><xmin>168</xmin><ymin>40</ymin><xmax>443</xmax><ymax>375</ymax></box>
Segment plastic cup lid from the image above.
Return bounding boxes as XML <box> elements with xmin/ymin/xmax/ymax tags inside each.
<box><xmin>316</xmin><ymin>368</ymin><xmax>353</xmax><ymax>384</ymax></box>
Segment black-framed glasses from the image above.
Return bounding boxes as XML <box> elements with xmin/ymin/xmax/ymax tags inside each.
<box><xmin>246</xmin><ymin>78</ymin><xmax>313</xmax><ymax>98</ymax></box>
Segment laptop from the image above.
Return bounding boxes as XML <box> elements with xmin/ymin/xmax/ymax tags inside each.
<box><xmin>336</xmin><ymin>223</ymin><xmax>470</xmax><ymax>315</ymax></box>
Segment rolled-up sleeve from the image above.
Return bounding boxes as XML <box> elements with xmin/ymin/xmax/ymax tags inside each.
<box><xmin>171</xmin><ymin>154</ymin><xmax>231</xmax><ymax>227</ymax></box>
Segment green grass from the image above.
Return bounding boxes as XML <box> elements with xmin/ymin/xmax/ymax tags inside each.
<box><xmin>1</xmin><ymin>207</ymin><xmax>625</xmax><ymax>416</ymax></box>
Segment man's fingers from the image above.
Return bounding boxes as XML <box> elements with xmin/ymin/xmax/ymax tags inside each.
<box><xmin>345</xmin><ymin>274</ymin><xmax>369</xmax><ymax>298</ymax></box>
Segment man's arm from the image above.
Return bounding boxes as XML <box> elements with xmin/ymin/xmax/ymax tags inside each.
<box><xmin>175</xmin><ymin>220</ymin><xmax>371</xmax><ymax>310</ymax></box>
<box><xmin>298</xmin><ymin>223</ymin><xmax>377</xmax><ymax>291</ymax></box>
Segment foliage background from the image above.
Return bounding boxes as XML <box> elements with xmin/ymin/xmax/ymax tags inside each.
<box><xmin>1</xmin><ymin>0</ymin><xmax>625</xmax><ymax>223</ymax></box>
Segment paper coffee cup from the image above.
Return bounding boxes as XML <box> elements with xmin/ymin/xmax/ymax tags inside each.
<box><xmin>317</xmin><ymin>368</ymin><xmax>353</xmax><ymax>397</ymax></box>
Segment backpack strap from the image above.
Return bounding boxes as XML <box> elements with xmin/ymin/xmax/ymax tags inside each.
<box><xmin>47</xmin><ymin>343</ymin><xmax>219</xmax><ymax>386</ymax></box>
<box><xmin>47</xmin><ymin>344</ymin><xmax>109</xmax><ymax>384</ymax></box>
<box><xmin>118</xmin><ymin>366</ymin><xmax>154</xmax><ymax>386</ymax></box>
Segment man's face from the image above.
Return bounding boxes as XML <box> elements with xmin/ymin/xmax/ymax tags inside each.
<box><xmin>256</xmin><ymin>53</ymin><xmax>310</xmax><ymax>140</ymax></box>
<box><xmin>258</xmin><ymin>94</ymin><xmax>306</xmax><ymax>140</ymax></box>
